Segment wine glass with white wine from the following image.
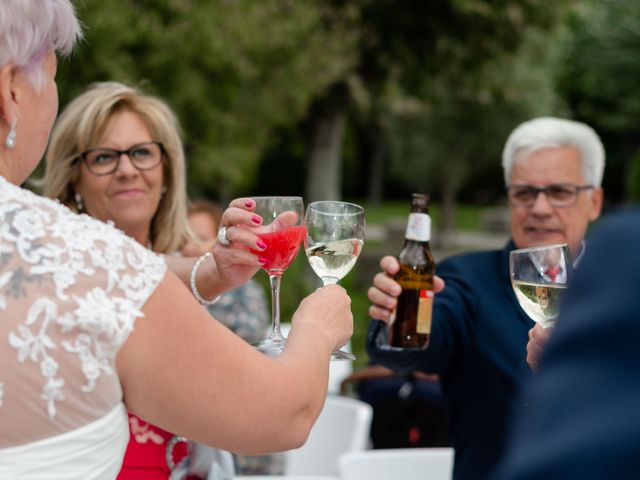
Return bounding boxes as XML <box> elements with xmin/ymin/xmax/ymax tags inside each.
<box><xmin>509</xmin><ymin>243</ymin><xmax>572</xmax><ymax>328</ymax></box>
<box><xmin>304</xmin><ymin>201</ymin><xmax>365</xmax><ymax>360</ymax></box>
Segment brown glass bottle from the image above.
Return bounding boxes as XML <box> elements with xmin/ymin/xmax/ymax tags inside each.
<box><xmin>388</xmin><ymin>194</ymin><xmax>436</xmax><ymax>349</ymax></box>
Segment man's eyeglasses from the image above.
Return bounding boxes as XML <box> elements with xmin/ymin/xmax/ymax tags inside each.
<box><xmin>77</xmin><ymin>141</ymin><xmax>164</xmax><ymax>176</ymax></box>
<box><xmin>506</xmin><ymin>183</ymin><xmax>594</xmax><ymax>208</ymax></box>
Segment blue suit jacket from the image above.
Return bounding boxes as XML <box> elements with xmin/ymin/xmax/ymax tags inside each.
<box><xmin>493</xmin><ymin>209</ymin><xmax>640</xmax><ymax>480</ymax></box>
<box><xmin>367</xmin><ymin>241</ymin><xmax>534</xmax><ymax>480</ymax></box>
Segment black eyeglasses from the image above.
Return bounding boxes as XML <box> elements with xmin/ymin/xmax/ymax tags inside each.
<box><xmin>77</xmin><ymin>141</ymin><xmax>164</xmax><ymax>176</ymax></box>
<box><xmin>506</xmin><ymin>183</ymin><xmax>594</xmax><ymax>208</ymax></box>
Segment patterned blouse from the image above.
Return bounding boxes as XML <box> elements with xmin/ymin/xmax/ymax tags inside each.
<box><xmin>206</xmin><ymin>279</ymin><xmax>268</xmax><ymax>345</ymax></box>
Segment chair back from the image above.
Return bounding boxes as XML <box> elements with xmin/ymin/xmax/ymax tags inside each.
<box><xmin>338</xmin><ymin>447</ymin><xmax>454</xmax><ymax>480</ymax></box>
<box><xmin>284</xmin><ymin>396</ymin><xmax>373</xmax><ymax>476</ymax></box>
<box><xmin>280</xmin><ymin>323</ymin><xmax>353</xmax><ymax>394</ymax></box>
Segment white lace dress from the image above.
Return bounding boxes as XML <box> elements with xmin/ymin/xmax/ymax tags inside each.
<box><xmin>0</xmin><ymin>176</ymin><xmax>166</xmax><ymax>478</ymax></box>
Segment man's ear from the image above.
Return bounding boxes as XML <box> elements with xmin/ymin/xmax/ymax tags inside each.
<box><xmin>589</xmin><ymin>187</ymin><xmax>604</xmax><ymax>221</ymax></box>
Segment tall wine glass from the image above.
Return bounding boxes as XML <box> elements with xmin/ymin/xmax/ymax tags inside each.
<box><xmin>253</xmin><ymin>196</ymin><xmax>306</xmax><ymax>357</ymax></box>
<box><xmin>509</xmin><ymin>243</ymin><xmax>572</xmax><ymax>328</ymax></box>
<box><xmin>304</xmin><ymin>201</ymin><xmax>365</xmax><ymax>360</ymax></box>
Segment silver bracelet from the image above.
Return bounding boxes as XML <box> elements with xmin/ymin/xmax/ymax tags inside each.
<box><xmin>190</xmin><ymin>252</ymin><xmax>221</xmax><ymax>305</ymax></box>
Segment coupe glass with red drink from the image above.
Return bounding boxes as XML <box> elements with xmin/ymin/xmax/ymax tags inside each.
<box><xmin>252</xmin><ymin>196</ymin><xmax>306</xmax><ymax>356</ymax></box>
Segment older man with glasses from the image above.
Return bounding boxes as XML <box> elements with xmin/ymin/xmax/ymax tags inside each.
<box><xmin>365</xmin><ymin>117</ymin><xmax>604</xmax><ymax>480</ymax></box>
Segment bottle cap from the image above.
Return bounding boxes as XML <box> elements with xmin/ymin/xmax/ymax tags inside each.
<box><xmin>411</xmin><ymin>193</ymin><xmax>430</xmax><ymax>212</ymax></box>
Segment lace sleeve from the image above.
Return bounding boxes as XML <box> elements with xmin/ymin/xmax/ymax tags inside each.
<box><xmin>0</xmin><ymin>178</ymin><xmax>166</xmax><ymax>447</ymax></box>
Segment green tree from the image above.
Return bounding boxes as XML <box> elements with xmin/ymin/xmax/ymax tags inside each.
<box><xmin>556</xmin><ymin>0</ymin><xmax>640</xmax><ymax>202</ymax></box>
<box><xmin>302</xmin><ymin>0</ymin><xmax>574</xmax><ymax>209</ymax></box>
<box><xmin>387</xmin><ymin>26</ymin><xmax>569</xmax><ymax>231</ymax></box>
<box><xmin>57</xmin><ymin>0</ymin><xmax>357</xmax><ymax>199</ymax></box>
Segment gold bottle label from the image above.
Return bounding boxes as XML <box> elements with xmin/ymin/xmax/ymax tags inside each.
<box><xmin>417</xmin><ymin>289</ymin><xmax>434</xmax><ymax>334</ymax></box>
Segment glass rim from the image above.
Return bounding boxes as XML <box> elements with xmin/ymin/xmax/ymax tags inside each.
<box><xmin>510</xmin><ymin>243</ymin><xmax>569</xmax><ymax>255</ymax></box>
<box><xmin>252</xmin><ymin>196</ymin><xmax>303</xmax><ymax>200</ymax></box>
<box><xmin>306</xmin><ymin>200</ymin><xmax>364</xmax><ymax>215</ymax></box>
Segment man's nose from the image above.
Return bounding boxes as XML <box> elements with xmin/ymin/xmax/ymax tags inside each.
<box><xmin>529</xmin><ymin>190</ymin><xmax>554</xmax><ymax>214</ymax></box>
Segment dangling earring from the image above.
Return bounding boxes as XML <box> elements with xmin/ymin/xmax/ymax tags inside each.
<box><xmin>74</xmin><ymin>192</ymin><xmax>84</xmax><ymax>212</ymax></box>
<box><xmin>5</xmin><ymin>117</ymin><xmax>17</xmax><ymax>149</ymax></box>
<box><xmin>161</xmin><ymin>185</ymin><xmax>167</xmax><ymax>197</ymax></box>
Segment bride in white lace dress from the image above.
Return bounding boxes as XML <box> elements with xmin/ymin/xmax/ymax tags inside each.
<box><xmin>0</xmin><ymin>2</ymin><xmax>354</xmax><ymax>479</ymax></box>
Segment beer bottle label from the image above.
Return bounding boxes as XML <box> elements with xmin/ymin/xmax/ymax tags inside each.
<box><xmin>405</xmin><ymin>213</ymin><xmax>431</xmax><ymax>241</ymax></box>
<box><xmin>417</xmin><ymin>289</ymin><xmax>434</xmax><ymax>334</ymax></box>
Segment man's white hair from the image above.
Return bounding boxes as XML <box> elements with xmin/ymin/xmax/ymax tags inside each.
<box><xmin>502</xmin><ymin>117</ymin><xmax>605</xmax><ymax>187</ymax></box>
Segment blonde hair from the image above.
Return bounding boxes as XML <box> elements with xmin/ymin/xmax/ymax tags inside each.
<box><xmin>42</xmin><ymin>81</ymin><xmax>189</xmax><ymax>254</ymax></box>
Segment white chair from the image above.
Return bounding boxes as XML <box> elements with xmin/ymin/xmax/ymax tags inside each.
<box><xmin>338</xmin><ymin>448</ymin><xmax>454</xmax><ymax>480</ymax></box>
<box><xmin>280</xmin><ymin>323</ymin><xmax>353</xmax><ymax>394</ymax></box>
<box><xmin>284</xmin><ymin>395</ymin><xmax>373</xmax><ymax>476</ymax></box>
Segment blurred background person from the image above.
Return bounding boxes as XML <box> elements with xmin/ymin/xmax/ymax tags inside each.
<box><xmin>184</xmin><ymin>199</ymin><xmax>269</xmax><ymax>346</ymax></box>
<box><xmin>0</xmin><ymin>3</ymin><xmax>353</xmax><ymax>480</ymax></box>
<box><xmin>365</xmin><ymin>117</ymin><xmax>605</xmax><ymax>480</ymax></box>
<box><xmin>183</xmin><ymin>199</ymin><xmax>279</xmax><ymax>475</ymax></box>
<box><xmin>182</xmin><ymin>200</ymin><xmax>223</xmax><ymax>256</ymax></box>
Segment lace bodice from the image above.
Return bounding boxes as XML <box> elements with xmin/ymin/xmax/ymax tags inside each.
<box><xmin>0</xmin><ymin>176</ymin><xmax>166</xmax><ymax>448</ymax></box>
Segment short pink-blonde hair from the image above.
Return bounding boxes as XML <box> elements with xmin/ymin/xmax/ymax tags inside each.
<box><xmin>0</xmin><ymin>0</ymin><xmax>82</xmax><ymax>90</ymax></box>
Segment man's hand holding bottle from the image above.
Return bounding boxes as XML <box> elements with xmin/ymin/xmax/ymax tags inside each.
<box><xmin>369</xmin><ymin>194</ymin><xmax>443</xmax><ymax>350</ymax></box>
<box><xmin>368</xmin><ymin>255</ymin><xmax>445</xmax><ymax>324</ymax></box>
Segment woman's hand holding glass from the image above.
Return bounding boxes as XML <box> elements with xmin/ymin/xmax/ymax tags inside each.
<box><xmin>202</xmin><ymin>198</ymin><xmax>266</xmax><ymax>296</ymax></box>
<box><xmin>204</xmin><ymin>196</ymin><xmax>357</xmax><ymax>361</ymax></box>
<box><xmin>290</xmin><ymin>284</ymin><xmax>354</xmax><ymax>357</ymax></box>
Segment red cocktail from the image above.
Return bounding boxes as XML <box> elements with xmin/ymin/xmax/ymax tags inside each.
<box><xmin>255</xmin><ymin>225</ymin><xmax>307</xmax><ymax>274</ymax></box>
<box><xmin>251</xmin><ymin>197</ymin><xmax>305</xmax><ymax>357</ymax></box>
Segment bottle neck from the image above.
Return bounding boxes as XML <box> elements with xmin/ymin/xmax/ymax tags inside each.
<box><xmin>405</xmin><ymin>212</ymin><xmax>431</xmax><ymax>242</ymax></box>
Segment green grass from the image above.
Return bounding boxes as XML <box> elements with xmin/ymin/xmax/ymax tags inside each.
<box><xmin>358</xmin><ymin>200</ymin><xmax>484</xmax><ymax>231</ymax></box>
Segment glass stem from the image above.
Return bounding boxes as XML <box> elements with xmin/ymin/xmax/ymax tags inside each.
<box><xmin>269</xmin><ymin>274</ymin><xmax>283</xmax><ymax>339</ymax></box>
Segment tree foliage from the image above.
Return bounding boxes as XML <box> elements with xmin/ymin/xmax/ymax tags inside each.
<box><xmin>59</xmin><ymin>0</ymin><xmax>358</xmax><ymax>198</ymax></box>
<box><xmin>318</xmin><ymin>0</ymin><xmax>575</xmax><ymax>230</ymax></box>
<box><xmin>556</xmin><ymin>0</ymin><xmax>640</xmax><ymax>201</ymax></box>
<box><xmin>387</xmin><ymin>25</ymin><xmax>569</xmax><ymax>203</ymax></box>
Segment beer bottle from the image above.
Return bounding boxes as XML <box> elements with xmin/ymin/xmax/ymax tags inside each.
<box><xmin>388</xmin><ymin>193</ymin><xmax>435</xmax><ymax>349</ymax></box>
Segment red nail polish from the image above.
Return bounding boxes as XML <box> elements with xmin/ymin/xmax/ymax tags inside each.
<box><xmin>245</xmin><ymin>200</ymin><xmax>254</xmax><ymax>208</ymax></box>
<box><xmin>252</xmin><ymin>215</ymin><xmax>262</xmax><ymax>224</ymax></box>
<box><xmin>258</xmin><ymin>257</ymin><xmax>268</xmax><ymax>265</ymax></box>
<box><xmin>256</xmin><ymin>240</ymin><xmax>267</xmax><ymax>250</ymax></box>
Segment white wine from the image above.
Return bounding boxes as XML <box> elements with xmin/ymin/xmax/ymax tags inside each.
<box><xmin>305</xmin><ymin>238</ymin><xmax>363</xmax><ymax>284</ymax></box>
<box><xmin>512</xmin><ymin>280</ymin><xmax>567</xmax><ymax>327</ymax></box>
